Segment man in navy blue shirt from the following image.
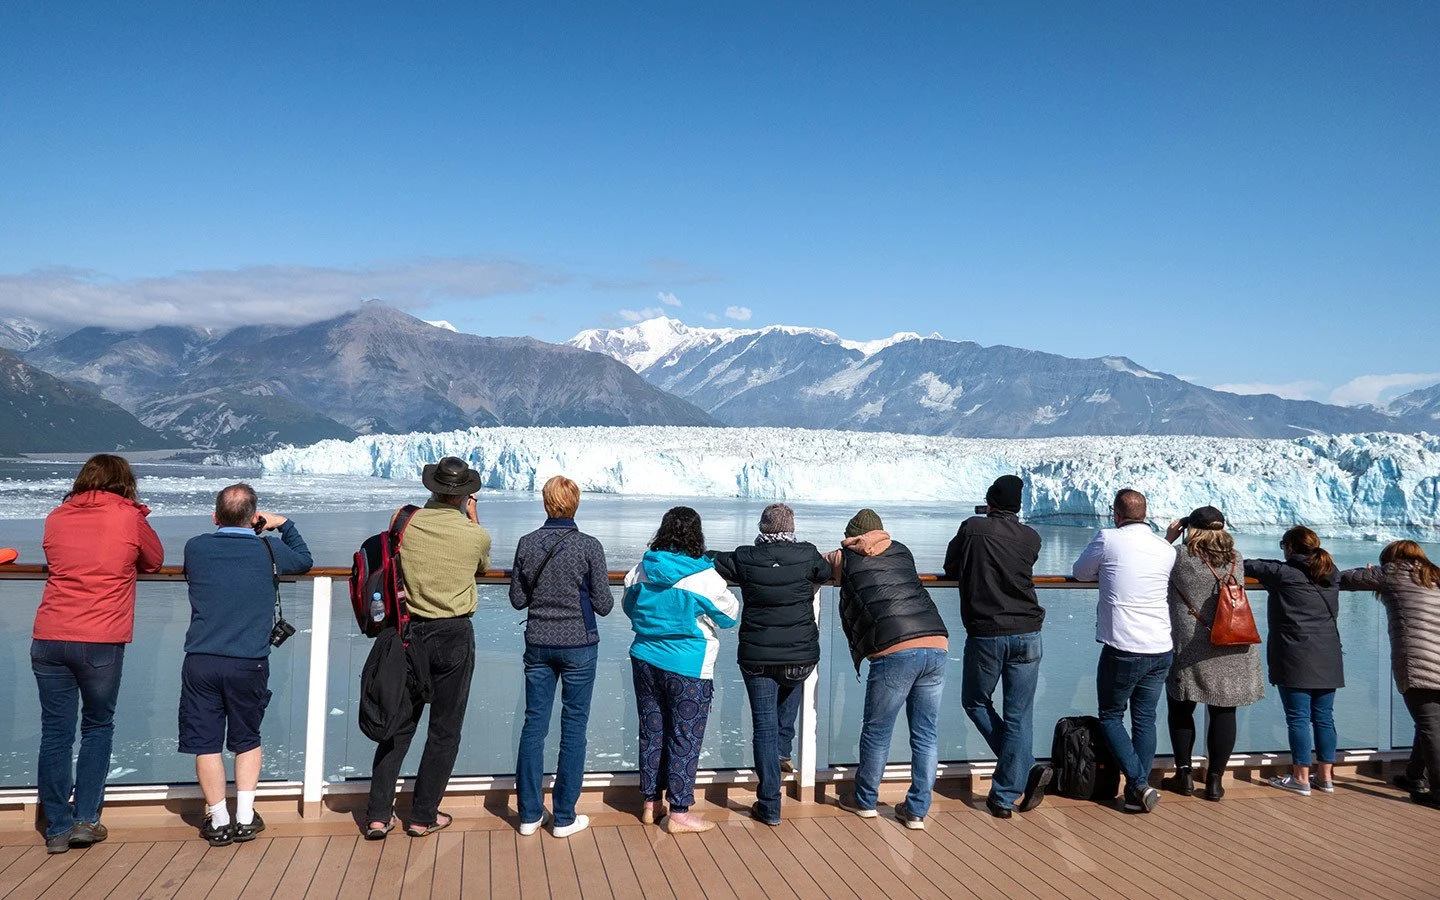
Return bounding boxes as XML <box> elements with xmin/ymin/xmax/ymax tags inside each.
<box><xmin>181</xmin><ymin>483</ymin><xmax>311</xmax><ymax>846</ymax></box>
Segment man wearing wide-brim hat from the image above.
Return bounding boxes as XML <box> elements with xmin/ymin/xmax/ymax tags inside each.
<box><xmin>365</xmin><ymin>455</ymin><xmax>492</xmax><ymax>839</ymax></box>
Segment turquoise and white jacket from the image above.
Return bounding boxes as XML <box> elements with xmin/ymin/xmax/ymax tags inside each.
<box><xmin>623</xmin><ymin>550</ymin><xmax>740</xmax><ymax>680</ymax></box>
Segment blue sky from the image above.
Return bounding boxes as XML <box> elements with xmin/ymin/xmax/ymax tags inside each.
<box><xmin>2</xmin><ymin>2</ymin><xmax>1437</xmax><ymax>405</ymax></box>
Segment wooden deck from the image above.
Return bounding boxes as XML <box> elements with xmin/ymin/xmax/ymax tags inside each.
<box><xmin>2</xmin><ymin>773</ymin><xmax>1438</xmax><ymax>899</ymax></box>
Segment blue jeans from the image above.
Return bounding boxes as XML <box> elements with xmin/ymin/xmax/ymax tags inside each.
<box><xmin>1096</xmin><ymin>644</ymin><xmax>1171</xmax><ymax>791</ymax></box>
<box><xmin>853</xmin><ymin>648</ymin><xmax>947</xmax><ymax>817</ymax></box>
<box><xmin>515</xmin><ymin>643</ymin><xmax>599</xmax><ymax>827</ymax></box>
<box><xmin>962</xmin><ymin>632</ymin><xmax>1042</xmax><ymax>809</ymax></box>
<box><xmin>31</xmin><ymin>640</ymin><xmax>126</xmax><ymax>838</ymax></box>
<box><xmin>741</xmin><ymin>665</ymin><xmax>809</xmax><ymax>823</ymax></box>
<box><xmin>1277</xmin><ymin>687</ymin><xmax>1337</xmax><ymax>766</ymax></box>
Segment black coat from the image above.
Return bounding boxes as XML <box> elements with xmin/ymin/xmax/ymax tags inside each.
<box><xmin>838</xmin><ymin>540</ymin><xmax>948</xmax><ymax>671</ymax></box>
<box><xmin>1244</xmin><ymin>556</ymin><xmax>1345</xmax><ymax>690</ymax></box>
<box><xmin>942</xmin><ymin>512</ymin><xmax>1045</xmax><ymax>637</ymax></box>
<box><xmin>710</xmin><ymin>542</ymin><xmax>830</xmax><ymax>668</ymax></box>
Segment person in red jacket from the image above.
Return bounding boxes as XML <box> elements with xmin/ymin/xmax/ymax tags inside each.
<box><xmin>32</xmin><ymin>454</ymin><xmax>164</xmax><ymax>854</ymax></box>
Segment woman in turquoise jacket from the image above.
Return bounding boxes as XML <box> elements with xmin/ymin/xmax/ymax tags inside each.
<box><xmin>623</xmin><ymin>506</ymin><xmax>740</xmax><ymax>834</ymax></box>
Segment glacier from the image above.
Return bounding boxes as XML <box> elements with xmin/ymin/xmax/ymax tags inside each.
<box><xmin>255</xmin><ymin>427</ymin><xmax>1440</xmax><ymax>538</ymax></box>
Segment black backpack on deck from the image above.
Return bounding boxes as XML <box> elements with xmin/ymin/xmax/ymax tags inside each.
<box><xmin>1049</xmin><ymin>716</ymin><xmax>1121</xmax><ymax>801</ymax></box>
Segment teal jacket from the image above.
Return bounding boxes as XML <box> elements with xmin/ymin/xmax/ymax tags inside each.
<box><xmin>623</xmin><ymin>550</ymin><xmax>740</xmax><ymax>679</ymax></box>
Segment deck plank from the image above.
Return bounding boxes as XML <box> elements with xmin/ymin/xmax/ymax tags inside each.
<box><xmin>236</xmin><ymin>836</ymin><xmax>301</xmax><ymax>899</ymax></box>
<box><xmin>490</xmin><ymin>829</ymin><xmax>522</xmax><ymax>899</ymax></box>
<box><xmin>516</xmin><ymin>829</ymin><xmax>550</xmax><ymax>900</ymax></box>
<box><xmin>270</xmin><ymin>835</ymin><xmax>328</xmax><ymax>898</ymax></box>
<box><xmin>562</xmin><ymin>824</ymin><xmax>615</xmax><ymax>900</ymax></box>
<box><xmin>539</xmin><ymin>832</ymin><xmax>583</xmax><ymax>900</ymax></box>
<box><xmin>399</xmin><ymin>831</ymin><xmax>438</xmax><ymax>900</ymax></box>
<box><xmin>459</xmin><ymin>831</ymin><xmax>491</xmax><ymax>899</ymax></box>
<box><xmin>299</xmin><ymin>835</ymin><xmax>357</xmax><ymax>900</ymax></box>
<box><xmin>4</xmin><ymin>843</ymin><xmax>83</xmax><ymax>900</ymax></box>
<box><xmin>590</xmin><ymin>822</ymin><xmax>647</xmax><ymax>900</ymax></box>
<box><xmin>368</xmin><ymin>832</ymin><xmax>412</xmax><ymax>899</ymax></box>
<box><xmin>203</xmin><ymin>837</ymin><xmax>270</xmax><ymax>900</ymax></box>
<box><xmin>709</xmin><ymin>823</ymin><xmax>800</xmax><ymax>900</ymax></box>
<box><xmin>0</xmin><ymin>844</ymin><xmax>29</xmax><ymax>875</ymax></box>
<box><xmin>1133</xmin><ymin>799</ymin><xmax>1307</xmax><ymax>900</ymax></box>
<box><xmin>615</xmin><ymin>824</ymin><xmax>680</xmax><ymax>899</ymax></box>
<box><xmin>745</xmin><ymin>815</ymin><xmax>861</xmax><ymax>900</ymax></box>
<box><xmin>428</xmin><ymin>831</ymin><xmax>465</xmax><ymax>900</ymax></box>
<box><xmin>168</xmin><ymin>842</ymin><xmax>233</xmax><ymax>899</ymax></box>
<box><xmin>807</xmin><ymin>816</ymin><xmax>944</xmax><ymax>900</ymax></box>
<box><xmin>103</xmin><ymin>841</ymin><xmax>182</xmax><ymax>900</ymax></box>
<box><xmin>671</xmin><ymin>832</ymin><xmax>739</xmax><ymax>900</ymax></box>
<box><xmin>335</xmin><ymin>835</ymin><xmax>384</xmax><ymax>899</ymax></box>
<box><xmin>926</xmin><ymin>812</ymin><xmax>1066</xmax><ymax>899</ymax></box>
<box><xmin>0</xmin><ymin>846</ymin><xmax>53</xmax><ymax>896</ymax></box>
<box><xmin>61</xmin><ymin>840</ymin><xmax>153</xmax><ymax>898</ymax></box>
<box><xmin>37</xmin><ymin>841</ymin><xmax>121</xmax><ymax>900</ymax></box>
<box><xmin>788</xmin><ymin>818</ymin><xmax>885</xmax><ymax>899</ymax></box>
<box><xmin>858</xmin><ymin>813</ymin><xmax>986</xmax><ymax>900</ymax></box>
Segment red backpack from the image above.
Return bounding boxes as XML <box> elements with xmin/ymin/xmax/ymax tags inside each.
<box><xmin>349</xmin><ymin>505</ymin><xmax>420</xmax><ymax>638</ymax></box>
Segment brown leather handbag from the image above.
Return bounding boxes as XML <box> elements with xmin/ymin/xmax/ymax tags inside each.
<box><xmin>1178</xmin><ymin>559</ymin><xmax>1262</xmax><ymax>646</ymax></box>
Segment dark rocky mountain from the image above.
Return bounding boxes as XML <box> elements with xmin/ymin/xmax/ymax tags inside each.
<box><xmin>570</xmin><ymin>317</ymin><xmax>1411</xmax><ymax>438</ymax></box>
<box><xmin>0</xmin><ymin>349</ymin><xmax>169</xmax><ymax>455</ymax></box>
<box><xmin>16</xmin><ymin>304</ymin><xmax>715</xmax><ymax>448</ymax></box>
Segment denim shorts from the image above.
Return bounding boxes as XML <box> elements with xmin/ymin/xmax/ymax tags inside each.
<box><xmin>178</xmin><ymin>653</ymin><xmax>271</xmax><ymax>755</ymax></box>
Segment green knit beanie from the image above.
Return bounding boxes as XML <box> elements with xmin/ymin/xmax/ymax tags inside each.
<box><xmin>845</xmin><ymin>508</ymin><xmax>883</xmax><ymax>538</ymax></box>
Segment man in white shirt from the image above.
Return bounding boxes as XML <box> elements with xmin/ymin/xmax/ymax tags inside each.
<box><xmin>1072</xmin><ymin>489</ymin><xmax>1176</xmax><ymax>814</ymax></box>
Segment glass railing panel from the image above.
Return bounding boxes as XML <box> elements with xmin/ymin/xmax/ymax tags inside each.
<box><xmin>2</xmin><ymin>580</ymin><xmax>311</xmax><ymax>787</ymax></box>
<box><xmin>326</xmin><ymin>584</ymin><xmax>755</xmax><ymax>784</ymax></box>
<box><xmin>1394</xmin><ymin>690</ymin><xmax>1415</xmax><ymax>749</ymax></box>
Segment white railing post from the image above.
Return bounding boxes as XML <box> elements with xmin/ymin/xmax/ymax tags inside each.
<box><xmin>796</xmin><ymin>587</ymin><xmax>821</xmax><ymax>800</ymax></box>
<box><xmin>1376</xmin><ymin>601</ymin><xmax>1393</xmax><ymax>751</ymax></box>
<box><xmin>302</xmin><ymin>576</ymin><xmax>333</xmax><ymax>815</ymax></box>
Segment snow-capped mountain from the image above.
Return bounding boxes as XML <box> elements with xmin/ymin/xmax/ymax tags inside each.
<box><xmin>0</xmin><ymin>318</ymin><xmax>63</xmax><ymax>353</ymax></box>
<box><xmin>257</xmin><ymin>426</ymin><xmax>1440</xmax><ymax>537</ymax></box>
<box><xmin>1389</xmin><ymin>383</ymin><xmax>1440</xmax><ymax>421</ymax></box>
<box><xmin>569</xmin><ymin>317</ymin><xmax>1408</xmax><ymax>439</ymax></box>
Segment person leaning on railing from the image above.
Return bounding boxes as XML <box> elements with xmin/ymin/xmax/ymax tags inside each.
<box><xmin>1245</xmin><ymin>526</ymin><xmax>1343</xmax><ymax>797</ymax></box>
<box><xmin>31</xmin><ymin>454</ymin><xmax>163</xmax><ymax>855</ymax></box>
<box><xmin>365</xmin><ymin>456</ymin><xmax>492</xmax><ymax>839</ymax></box>
<box><xmin>1341</xmin><ymin>541</ymin><xmax>1440</xmax><ymax>809</ymax></box>
<box><xmin>943</xmin><ymin>475</ymin><xmax>1052</xmax><ymax>820</ymax></box>
<box><xmin>622</xmin><ymin>506</ymin><xmax>740</xmax><ymax>834</ymax></box>
<box><xmin>708</xmin><ymin>502</ymin><xmax>830</xmax><ymax>827</ymax></box>
<box><xmin>1160</xmin><ymin>506</ymin><xmax>1263</xmax><ymax>802</ymax></box>
<box><xmin>509</xmin><ymin>475</ymin><xmax>613</xmax><ymax>839</ymax></box>
<box><xmin>180</xmin><ymin>483</ymin><xmax>312</xmax><ymax>847</ymax></box>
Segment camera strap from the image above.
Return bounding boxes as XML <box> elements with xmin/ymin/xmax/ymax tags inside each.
<box><xmin>261</xmin><ymin>537</ymin><xmax>283</xmax><ymax>622</ymax></box>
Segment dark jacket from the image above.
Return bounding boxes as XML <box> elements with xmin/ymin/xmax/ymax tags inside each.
<box><xmin>834</xmin><ymin>532</ymin><xmax>949</xmax><ymax>671</ymax></box>
<box><xmin>509</xmin><ymin>518</ymin><xmax>612</xmax><ymax>648</ymax></box>
<box><xmin>1244</xmin><ymin>556</ymin><xmax>1344</xmax><ymax>690</ymax></box>
<box><xmin>710</xmin><ymin>541</ymin><xmax>830</xmax><ymax>668</ymax></box>
<box><xmin>942</xmin><ymin>512</ymin><xmax>1044</xmax><ymax>637</ymax></box>
<box><xmin>183</xmin><ymin>522</ymin><xmax>313</xmax><ymax>659</ymax></box>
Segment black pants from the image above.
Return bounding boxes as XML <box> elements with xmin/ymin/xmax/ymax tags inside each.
<box><xmin>1404</xmin><ymin>688</ymin><xmax>1440</xmax><ymax>785</ymax></box>
<box><xmin>1167</xmin><ymin>698</ymin><xmax>1237</xmax><ymax>773</ymax></box>
<box><xmin>366</xmin><ymin>617</ymin><xmax>475</xmax><ymax>826</ymax></box>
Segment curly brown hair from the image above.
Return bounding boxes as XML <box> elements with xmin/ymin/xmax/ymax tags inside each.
<box><xmin>650</xmin><ymin>506</ymin><xmax>706</xmax><ymax>558</ymax></box>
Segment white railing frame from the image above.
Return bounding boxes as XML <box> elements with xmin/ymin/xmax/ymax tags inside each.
<box><xmin>301</xmin><ymin>576</ymin><xmax>333</xmax><ymax>811</ymax></box>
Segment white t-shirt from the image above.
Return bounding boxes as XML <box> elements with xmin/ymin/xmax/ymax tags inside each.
<box><xmin>1072</xmin><ymin>523</ymin><xmax>1176</xmax><ymax>654</ymax></box>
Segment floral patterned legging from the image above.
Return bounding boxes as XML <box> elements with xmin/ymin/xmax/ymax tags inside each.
<box><xmin>632</xmin><ymin>657</ymin><xmax>714</xmax><ymax>812</ymax></box>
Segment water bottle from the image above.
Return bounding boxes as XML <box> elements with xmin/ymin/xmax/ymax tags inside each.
<box><xmin>369</xmin><ymin>592</ymin><xmax>386</xmax><ymax>624</ymax></box>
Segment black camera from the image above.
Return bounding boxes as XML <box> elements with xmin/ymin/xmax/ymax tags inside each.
<box><xmin>974</xmin><ymin>504</ymin><xmax>989</xmax><ymax>514</ymax></box>
<box><xmin>269</xmin><ymin>617</ymin><xmax>296</xmax><ymax>648</ymax></box>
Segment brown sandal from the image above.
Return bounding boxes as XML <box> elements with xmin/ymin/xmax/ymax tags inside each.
<box><xmin>406</xmin><ymin>812</ymin><xmax>453</xmax><ymax>837</ymax></box>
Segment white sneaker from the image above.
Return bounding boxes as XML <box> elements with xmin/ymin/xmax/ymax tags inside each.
<box><xmin>1268</xmin><ymin>775</ymin><xmax>1312</xmax><ymax>796</ymax></box>
<box><xmin>518</xmin><ymin>809</ymin><xmax>551</xmax><ymax>836</ymax></box>
<box><xmin>551</xmin><ymin>815</ymin><xmax>590</xmax><ymax>839</ymax></box>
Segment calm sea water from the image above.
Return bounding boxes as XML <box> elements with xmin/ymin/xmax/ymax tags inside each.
<box><xmin>0</xmin><ymin>458</ymin><xmax>1428</xmax><ymax>786</ymax></box>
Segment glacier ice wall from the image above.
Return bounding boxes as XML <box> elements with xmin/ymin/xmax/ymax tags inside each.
<box><xmin>256</xmin><ymin>427</ymin><xmax>1440</xmax><ymax>536</ymax></box>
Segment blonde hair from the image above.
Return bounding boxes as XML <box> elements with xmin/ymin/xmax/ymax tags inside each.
<box><xmin>1184</xmin><ymin>526</ymin><xmax>1237</xmax><ymax>570</ymax></box>
<box><xmin>1380</xmin><ymin>540</ymin><xmax>1440</xmax><ymax>590</ymax></box>
<box><xmin>542</xmin><ymin>476</ymin><xmax>580</xmax><ymax>519</ymax></box>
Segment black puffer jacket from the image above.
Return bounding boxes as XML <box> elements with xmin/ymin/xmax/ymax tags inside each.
<box><xmin>1244</xmin><ymin>556</ymin><xmax>1344</xmax><ymax>690</ymax></box>
<box><xmin>710</xmin><ymin>542</ymin><xmax>830</xmax><ymax>668</ymax></box>
<box><xmin>835</xmin><ymin>533</ymin><xmax>948</xmax><ymax>671</ymax></box>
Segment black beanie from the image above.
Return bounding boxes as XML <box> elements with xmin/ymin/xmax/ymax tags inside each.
<box><xmin>985</xmin><ymin>475</ymin><xmax>1024</xmax><ymax>514</ymax></box>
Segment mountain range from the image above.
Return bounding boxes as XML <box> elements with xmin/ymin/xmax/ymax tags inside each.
<box><xmin>1</xmin><ymin>307</ymin><xmax>1434</xmax><ymax>455</ymax></box>
<box><xmin>568</xmin><ymin>317</ymin><xmax>1421</xmax><ymax>439</ymax></box>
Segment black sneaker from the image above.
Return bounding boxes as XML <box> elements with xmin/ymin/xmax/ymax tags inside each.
<box><xmin>1018</xmin><ymin>764</ymin><xmax>1052</xmax><ymax>812</ymax></box>
<box><xmin>1412</xmin><ymin>791</ymin><xmax>1440</xmax><ymax>809</ymax></box>
<box><xmin>233</xmin><ymin>812</ymin><xmax>266</xmax><ymax>843</ymax></box>
<box><xmin>45</xmin><ymin>830</ymin><xmax>72</xmax><ymax>854</ymax></box>
<box><xmin>69</xmin><ymin>821</ymin><xmax>107</xmax><ymax>847</ymax></box>
<box><xmin>893</xmin><ymin>802</ymin><xmax>925</xmax><ymax>830</ymax></box>
<box><xmin>200</xmin><ymin>816</ymin><xmax>235</xmax><ymax>847</ymax></box>
<box><xmin>748</xmin><ymin>802</ymin><xmax>781</xmax><ymax>827</ymax></box>
<box><xmin>1123</xmin><ymin>786</ymin><xmax>1160</xmax><ymax>814</ymax></box>
<box><xmin>1395</xmin><ymin>773</ymin><xmax>1431</xmax><ymax>794</ymax></box>
<box><xmin>985</xmin><ymin>796</ymin><xmax>1013</xmax><ymax>819</ymax></box>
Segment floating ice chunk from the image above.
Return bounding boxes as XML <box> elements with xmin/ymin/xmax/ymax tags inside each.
<box><xmin>106</xmin><ymin>766</ymin><xmax>138</xmax><ymax>780</ymax></box>
<box><xmin>330</xmin><ymin>708</ymin><xmax>345</xmax><ymax>716</ymax></box>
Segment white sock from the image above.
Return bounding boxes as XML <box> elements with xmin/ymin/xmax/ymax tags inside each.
<box><xmin>236</xmin><ymin>790</ymin><xmax>256</xmax><ymax>826</ymax></box>
<box><xmin>207</xmin><ymin>800</ymin><xmax>231</xmax><ymax>828</ymax></box>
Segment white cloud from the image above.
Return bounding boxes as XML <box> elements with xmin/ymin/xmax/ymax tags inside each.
<box><xmin>618</xmin><ymin>306</ymin><xmax>665</xmax><ymax>322</ymax></box>
<box><xmin>1328</xmin><ymin>373</ymin><xmax>1440</xmax><ymax>408</ymax></box>
<box><xmin>1211</xmin><ymin>381</ymin><xmax>1323</xmax><ymax>401</ymax></box>
<box><xmin>657</xmin><ymin>291</ymin><xmax>681</xmax><ymax>307</ymax></box>
<box><xmin>0</xmin><ymin>259</ymin><xmax>563</xmax><ymax>331</ymax></box>
<box><xmin>703</xmin><ymin>312</ymin><xmax>719</xmax><ymax>322</ymax></box>
<box><xmin>724</xmin><ymin>305</ymin><xmax>753</xmax><ymax>322</ymax></box>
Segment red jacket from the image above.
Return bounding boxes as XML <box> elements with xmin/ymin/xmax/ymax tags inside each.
<box><xmin>33</xmin><ymin>491</ymin><xmax>165</xmax><ymax>643</ymax></box>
